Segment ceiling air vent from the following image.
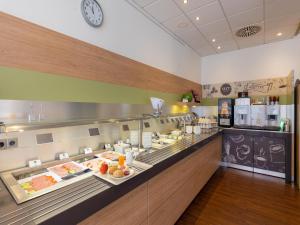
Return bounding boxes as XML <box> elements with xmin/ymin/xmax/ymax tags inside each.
<box><xmin>236</xmin><ymin>25</ymin><xmax>261</xmax><ymax>38</ymax></box>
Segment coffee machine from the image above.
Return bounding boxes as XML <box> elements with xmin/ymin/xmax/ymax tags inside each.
<box><xmin>266</xmin><ymin>105</ymin><xmax>281</xmax><ymax>130</ymax></box>
<box><xmin>251</xmin><ymin>105</ymin><xmax>267</xmax><ymax>129</ymax></box>
<box><xmin>218</xmin><ymin>98</ymin><xmax>234</xmax><ymax>127</ymax></box>
<box><xmin>234</xmin><ymin>97</ymin><xmax>251</xmax><ymax>128</ymax></box>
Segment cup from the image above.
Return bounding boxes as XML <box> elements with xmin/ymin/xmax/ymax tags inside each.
<box><xmin>118</xmin><ymin>155</ymin><xmax>125</xmax><ymax>167</ymax></box>
<box><xmin>142</xmin><ymin>132</ymin><xmax>152</xmax><ymax>149</ymax></box>
<box><xmin>193</xmin><ymin>125</ymin><xmax>201</xmax><ymax>134</ymax></box>
<box><xmin>125</xmin><ymin>150</ymin><xmax>134</xmax><ymax>165</ymax></box>
<box><xmin>186</xmin><ymin>125</ymin><xmax>193</xmax><ymax>134</ymax></box>
<box><xmin>130</xmin><ymin>130</ymin><xmax>139</xmax><ymax>146</ymax></box>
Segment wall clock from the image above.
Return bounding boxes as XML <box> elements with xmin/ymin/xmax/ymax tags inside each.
<box><xmin>81</xmin><ymin>0</ymin><xmax>103</xmax><ymax>27</ymax></box>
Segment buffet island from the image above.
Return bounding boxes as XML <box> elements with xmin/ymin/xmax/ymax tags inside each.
<box><xmin>0</xmin><ymin>100</ymin><xmax>222</xmax><ymax>225</ymax></box>
<box><xmin>0</xmin><ymin>130</ymin><xmax>221</xmax><ymax>225</ymax></box>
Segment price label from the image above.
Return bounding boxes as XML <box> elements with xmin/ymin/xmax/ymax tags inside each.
<box><xmin>83</xmin><ymin>147</ymin><xmax>93</xmax><ymax>154</ymax></box>
<box><xmin>58</xmin><ymin>152</ymin><xmax>69</xmax><ymax>160</ymax></box>
<box><xmin>28</xmin><ymin>159</ymin><xmax>42</xmax><ymax>168</ymax></box>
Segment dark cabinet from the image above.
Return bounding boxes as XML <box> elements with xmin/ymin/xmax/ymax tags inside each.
<box><xmin>253</xmin><ymin>136</ymin><xmax>285</xmax><ymax>173</ymax></box>
<box><xmin>222</xmin><ymin>129</ymin><xmax>291</xmax><ymax>182</ymax></box>
<box><xmin>222</xmin><ymin>134</ymin><xmax>253</xmax><ymax>168</ymax></box>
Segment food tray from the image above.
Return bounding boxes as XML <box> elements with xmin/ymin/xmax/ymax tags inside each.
<box><xmin>96</xmin><ymin>150</ymin><xmax>123</xmax><ymax>162</ymax></box>
<box><xmin>94</xmin><ymin>160</ymin><xmax>152</xmax><ymax>185</ymax></box>
<box><xmin>81</xmin><ymin>158</ymin><xmax>105</xmax><ymax>171</ymax></box>
<box><xmin>47</xmin><ymin>161</ymin><xmax>88</xmax><ymax>179</ymax></box>
<box><xmin>2</xmin><ymin>163</ymin><xmax>94</xmax><ymax>204</ymax></box>
<box><xmin>17</xmin><ymin>171</ymin><xmax>62</xmax><ymax>196</ymax></box>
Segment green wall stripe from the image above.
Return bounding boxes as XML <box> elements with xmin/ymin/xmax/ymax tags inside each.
<box><xmin>201</xmin><ymin>95</ymin><xmax>294</xmax><ymax>106</ymax></box>
<box><xmin>0</xmin><ymin>67</ymin><xmax>181</xmax><ymax>104</ymax></box>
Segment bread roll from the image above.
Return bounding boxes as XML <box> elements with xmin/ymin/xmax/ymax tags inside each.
<box><xmin>113</xmin><ymin>169</ymin><xmax>124</xmax><ymax>178</ymax></box>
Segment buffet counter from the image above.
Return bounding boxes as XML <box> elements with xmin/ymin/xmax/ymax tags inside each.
<box><xmin>222</xmin><ymin>128</ymin><xmax>292</xmax><ymax>182</ymax></box>
<box><xmin>0</xmin><ymin>129</ymin><xmax>222</xmax><ymax>225</ymax></box>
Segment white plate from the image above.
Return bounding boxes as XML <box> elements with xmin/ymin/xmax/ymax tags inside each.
<box><xmin>81</xmin><ymin>158</ymin><xmax>104</xmax><ymax>171</ymax></box>
<box><xmin>96</xmin><ymin>150</ymin><xmax>123</xmax><ymax>162</ymax></box>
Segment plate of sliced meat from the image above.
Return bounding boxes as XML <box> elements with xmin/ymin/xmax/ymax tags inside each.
<box><xmin>18</xmin><ymin>172</ymin><xmax>61</xmax><ymax>195</ymax></box>
<box><xmin>96</xmin><ymin>151</ymin><xmax>123</xmax><ymax>162</ymax></box>
<box><xmin>48</xmin><ymin>161</ymin><xmax>87</xmax><ymax>179</ymax></box>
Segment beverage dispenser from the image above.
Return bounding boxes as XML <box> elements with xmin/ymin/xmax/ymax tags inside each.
<box><xmin>234</xmin><ymin>98</ymin><xmax>251</xmax><ymax>128</ymax></box>
<box><xmin>251</xmin><ymin>105</ymin><xmax>267</xmax><ymax>129</ymax></box>
<box><xmin>266</xmin><ymin>105</ymin><xmax>281</xmax><ymax>130</ymax></box>
<box><xmin>218</xmin><ymin>98</ymin><xmax>234</xmax><ymax>128</ymax></box>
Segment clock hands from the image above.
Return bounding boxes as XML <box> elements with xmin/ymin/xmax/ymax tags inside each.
<box><xmin>91</xmin><ymin>5</ymin><xmax>94</xmax><ymax>15</ymax></box>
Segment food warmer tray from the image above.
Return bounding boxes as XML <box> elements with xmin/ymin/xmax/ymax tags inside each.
<box><xmin>94</xmin><ymin>160</ymin><xmax>152</xmax><ymax>185</ymax></box>
<box><xmin>0</xmin><ymin>160</ymin><xmax>94</xmax><ymax>204</ymax></box>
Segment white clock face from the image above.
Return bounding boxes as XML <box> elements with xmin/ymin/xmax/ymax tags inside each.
<box><xmin>81</xmin><ymin>0</ymin><xmax>103</xmax><ymax>27</ymax></box>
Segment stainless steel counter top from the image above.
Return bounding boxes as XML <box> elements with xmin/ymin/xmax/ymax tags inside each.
<box><xmin>0</xmin><ymin>129</ymin><xmax>221</xmax><ymax>225</ymax></box>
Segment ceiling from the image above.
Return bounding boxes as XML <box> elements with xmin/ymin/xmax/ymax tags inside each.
<box><xmin>126</xmin><ymin>0</ymin><xmax>300</xmax><ymax>56</ymax></box>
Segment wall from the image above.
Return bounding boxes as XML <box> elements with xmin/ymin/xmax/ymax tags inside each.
<box><xmin>201</xmin><ymin>36</ymin><xmax>300</xmax><ymax>84</ymax></box>
<box><xmin>0</xmin><ymin>0</ymin><xmax>201</xmax><ymax>84</ymax></box>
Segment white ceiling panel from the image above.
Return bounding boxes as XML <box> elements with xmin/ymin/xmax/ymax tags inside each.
<box><xmin>205</xmin><ymin>31</ymin><xmax>235</xmax><ymax>43</ymax></box>
<box><xmin>198</xmin><ymin>19</ymin><xmax>231</xmax><ymax>37</ymax></box>
<box><xmin>265</xmin><ymin>13</ymin><xmax>300</xmax><ymax>30</ymax></box>
<box><xmin>196</xmin><ymin>45</ymin><xmax>216</xmax><ymax>56</ymax></box>
<box><xmin>187</xmin><ymin>1</ymin><xmax>225</xmax><ymax>26</ymax></box>
<box><xmin>127</xmin><ymin>0</ymin><xmax>300</xmax><ymax>56</ymax></box>
<box><xmin>265</xmin><ymin>0</ymin><xmax>300</xmax><ymax>20</ymax></box>
<box><xmin>215</xmin><ymin>41</ymin><xmax>238</xmax><ymax>53</ymax></box>
<box><xmin>228</xmin><ymin>6</ymin><xmax>264</xmax><ymax>29</ymax></box>
<box><xmin>132</xmin><ymin>0</ymin><xmax>157</xmax><ymax>7</ymax></box>
<box><xmin>173</xmin><ymin>0</ymin><xmax>215</xmax><ymax>12</ymax></box>
<box><xmin>220</xmin><ymin>0</ymin><xmax>263</xmax><ymax>16</ymax></box>
<box><xmin>163</xmin><ymin>14</ymin><xmax>192</xmax><ymax>32</ymax></box>
<box><xmin>175</xmin><ymin>27</ymin><xmax>210</xmax><ymax>49</ymax></box>
<box><xmin>144</xmin><ymin>0</ymin><xmax>182</xmax><ymax>22</ymax></box>
<box><xmin>265</xmin><ymin>24</ymin><xmax>298</xmax><ymax>43</ymax></box>
<box><xmin>236</xmin><ymin>33</ymin><xmax>264</xmax><ymax>49</ymax></box>
<box><xmin>163</xmin><ymin>14</ymin><xmax>210</xmax><ymax>49</ymax></box>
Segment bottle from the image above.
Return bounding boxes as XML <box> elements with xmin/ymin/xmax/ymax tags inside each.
<box><xmin>275</xmin><ymin>96</ymin><xmax>279</xmax><ymax>105</ymax></box>
<box><xmin>279</xmin><ymin>119</ymin><xmax>285</xmax><ymax>132</ymax></box>
<box><xmin>266</xmin><ymin>96</ymin><xmax>270</xmax><ymax>105</ymax></box>
<box><xmin>285</xmin><ymin>119</ymin><xmax>290</xmax><ymax>132</ymax></box>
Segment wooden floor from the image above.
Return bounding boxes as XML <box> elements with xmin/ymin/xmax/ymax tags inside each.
<box><xmin>175</xmin><ymin>167</ymin><xmax>300</xmax><ymax>225</ymax></box>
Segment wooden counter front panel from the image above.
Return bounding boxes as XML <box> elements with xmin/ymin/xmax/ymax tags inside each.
<box><xmin>78</xmin><ymin>135</ymin><xmax>221</xmax><ymax>225</ymax></box>
<box><xmin>78</xmin><ymin>183</ymin><xmax>148</xmax><ymax>225</ymax></box>
<box><xmin>148</xmin><ymin>136</ymin><xmax>221</xmax><ymax>225</ymax></box>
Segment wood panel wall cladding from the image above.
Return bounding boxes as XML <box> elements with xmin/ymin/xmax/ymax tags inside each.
<box><xmin>0</xmin><ymin>12</ymin><xmax>200</xmax><ymax>95</ymax></box>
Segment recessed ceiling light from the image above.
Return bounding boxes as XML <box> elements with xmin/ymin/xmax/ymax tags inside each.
<box><xmin>196</xmin><ymin>17</ymin><xmax>200</xmax><ymax>21</ymax></box>
<box><xmin>183</xmin><ymin>0</ymin><xmax>188</xmax><ymax>4</ymax></box>
<box><xmin>212</xmin><ymin>38</ymin><xmax>216</xmax><ymax>42</ymax></box>
<box><xmin>277</xmin><ymin>32</ymin><xmax>283</xmax><ymax>36</ymax></box>
<box><xmin>217</xmin><ymin>46</ymin><xmax>221</xmax><ymax>50</ymax></box>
